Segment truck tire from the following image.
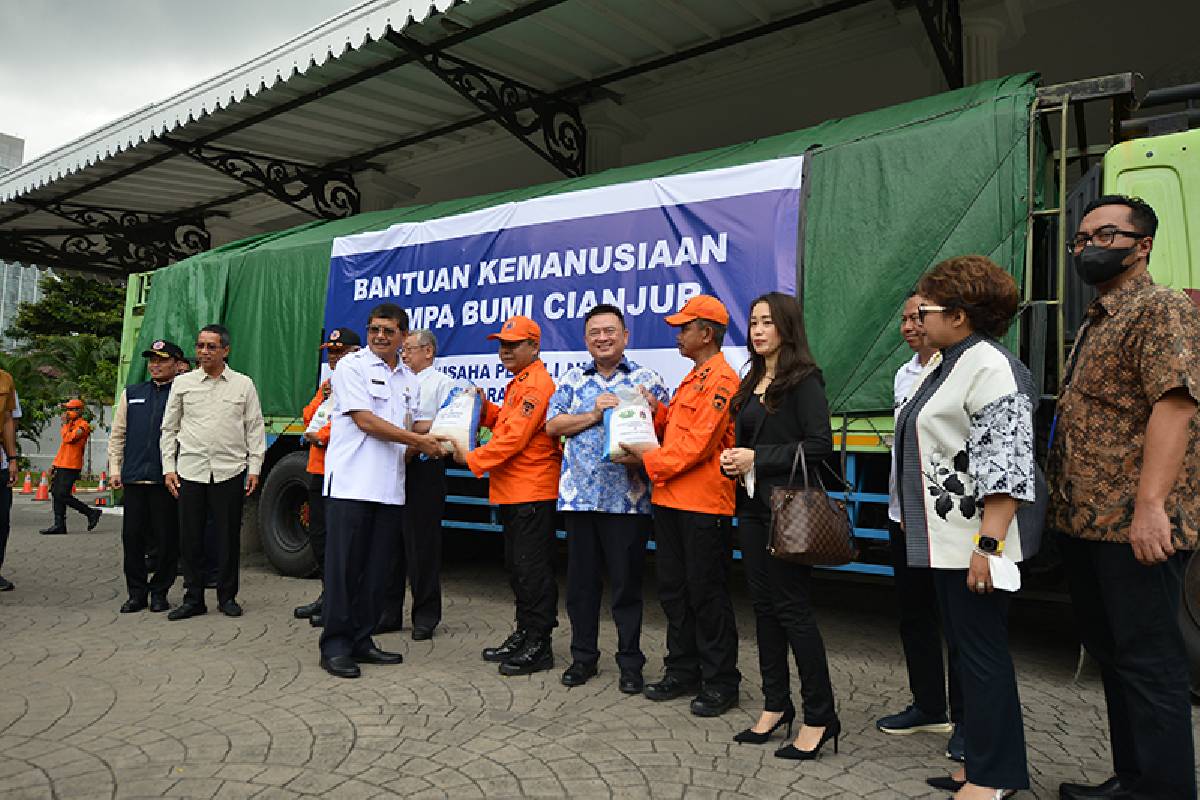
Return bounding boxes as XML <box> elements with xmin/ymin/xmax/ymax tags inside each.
<box><xmin>258</xmin><ymin>451</ymin><xmax>318</xmax><ymax>577</ymax></box>
<box><xmin>1181</xmin><ymin>549</ymin><xmax>1200</xmax><ymax>701</ymax></box>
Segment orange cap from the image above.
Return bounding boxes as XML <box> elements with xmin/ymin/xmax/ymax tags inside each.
<box><xmin>665</xmin><ymin>295</ymin><xmax>729</xmax><ymax>326</ymax></box>
<box><xmin>487</xmin><ymin>315</ymin><xmax>541</xmax><ymax>343</ymax></box>
<box><xmin>64</xmin><ymin>399</ymin><xmax>84</xmax><ymax>410</ymax></box>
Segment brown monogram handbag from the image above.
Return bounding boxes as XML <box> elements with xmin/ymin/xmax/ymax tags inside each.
<box><xmin>768</xmin><ymin>443</ymin><xmax>857</xmax><ymax>566</ymax></box>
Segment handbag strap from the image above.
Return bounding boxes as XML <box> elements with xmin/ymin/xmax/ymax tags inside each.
<box><xmin>786</xmin><ymin>441</ymin><xmax>811</xmax><ymax>489</ymax></box>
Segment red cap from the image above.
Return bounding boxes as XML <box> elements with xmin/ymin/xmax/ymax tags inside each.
<box><xmin>64</xmin><ymin>399</ymin><xmax>84</xmax><ymax>410</ymax></box>
<box><xmin>487</xmin><ymin>315</ymin><xmax>541</xmax><ymax>343</ymax></box>
<box><xmin>665</xmin><ymin>295</ymin><xmax>729</xmax><ymax>326</ymax></box>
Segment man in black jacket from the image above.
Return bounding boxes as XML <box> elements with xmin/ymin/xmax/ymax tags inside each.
<box><xmin>108</xmin><ymin>339</ymin><xmax>189</xmax><ymax>613</ymax></box>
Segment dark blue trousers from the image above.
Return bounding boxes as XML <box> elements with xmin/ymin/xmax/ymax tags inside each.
<box><xmin>320</xmin><ymin>498</ymin><xmax>401</xmax><ymax>659</ymax></box>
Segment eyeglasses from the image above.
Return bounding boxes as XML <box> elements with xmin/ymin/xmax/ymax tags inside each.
<box><xmin>195</xmin><ymin>342</ymin><xmax>223</xmax><ymax>351</ymax></box>
<box><xmin>401</xmin><ymin>344</ymin><xmax>430</xmax><ymax>353</ymax></box>
<box><xmin>585</xmin><ymin>326</ymin><xmax>620</xmax><ymax>339</ymax></box>
<box><xmin>367</xmin><ymin>325</ymin><xmax>401</xmax><ymax>337</ymax></box>
<box><xmin>916</xmin><ymin>304</ymin><xmax>948</xmax><ymax>322</ymax></box>
<box><xmin>1071</xmin><ymin>226</ymin><xmax>1147</xmax><ymax>252</ymax></box>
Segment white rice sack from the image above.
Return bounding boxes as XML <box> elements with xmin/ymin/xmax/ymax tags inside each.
<box><xmin>603</xmin><ymin>388</ymin><xmax>659</xmax><ymax>461</ymax></box>
<box><xmin>305</xmin><ymin>396</ymin><xmax>334</xmax><ymax>434</ymax></box>
<box><xmin>429</xmin><ymin>387</ymin><xmax>482</xmax><ymax>457</ymax></box>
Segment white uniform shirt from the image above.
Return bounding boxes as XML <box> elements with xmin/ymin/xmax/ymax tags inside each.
<box><xmin>324</xmin><ymin>349</ymin><xmax>431</xmax><ymax>505</ymax></box>
<box><xmin>888</xmin><ymin>354</ymin><xmax>925</xmax><ymax>523</ymax></box>
<box><xmin>414</xmin><ymin>364</ymin><xmax>460</xmax><ymax>421</ymax></box>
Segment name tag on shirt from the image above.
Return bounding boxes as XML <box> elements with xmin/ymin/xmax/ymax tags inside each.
<box><xmin>129</xmin><ymin>398</ymin><xmax>147</xmax><ymax>404</ymax></box>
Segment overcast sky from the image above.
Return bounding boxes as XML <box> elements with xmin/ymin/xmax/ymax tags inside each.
<box><xmin>0</xmin><ymin>0</ymin><xmax>359</xmax><ymax>161</ymax></box>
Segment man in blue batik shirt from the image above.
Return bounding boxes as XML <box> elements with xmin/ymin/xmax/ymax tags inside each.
<box><xmin>546</xmin><ymin>303</ymin><xmax>668</xmax><ymax>694</ymax></box>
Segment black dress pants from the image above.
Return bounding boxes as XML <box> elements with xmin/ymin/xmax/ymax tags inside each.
<box><xmin>1059</xmin><ymin>534</ymin><xmax>1195</xmax><ymax>800</ymax></box>
<box><xmin>565</xmin><ymin>511</ymin><xmax>649</xmax><ymax>671</ymax></box>
<box><xmin>383</xmin><ymin>457</ymin><xmax>446</xmax><ymax>629</ymax></box>
<box><xmin>122</xmin><ymin>483</ymin><xmax>178</xmax><ymax>600</ymax></box>
<box><xmin>498</xmin><ymin>500</ymin><xmax>558</xmax><ymax>639</ymax></box>
<box><xmin>178</xmin><ymin>473</ymin><xmax>245</xmax><ymax>607</ymax></box>
<box><xmin>934</xmin><ymin>569</ymin><xmax>1029</xmax><ymax>790</ymax></box>
<box><xmin>740</xmin><ymin>515</ymin><xmax>835</xmax><ymax>723</ymax></box>
<box><xmin>652</xmin><ymin>506</ymin><xmax>740</xmax><ymax>694</ymax></box>
<box><xmin>320</xmin><ymin>498</ymin><xmax>401</xmax><ymax>658</ymax></box>
<box><xmin>0</xmin><ymin>482</ymin><xmax>11</xmax><ymax>571</ymax></box>
<box><xmin>306</xmin><ymin>473</ymin><xmax>326</xmax><ymax>576</ymax></box>
<box><xmin>888</xmin><ymin>520</ymin><xmax>963</xmax><ymax>721</ymax></box>
<box><xmin>51</xmin><ymin>467</ymin><xmax>91</xmax><ymax>526</ymax></box>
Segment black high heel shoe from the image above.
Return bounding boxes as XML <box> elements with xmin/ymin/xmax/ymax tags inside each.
<box><xmin>774</xmin><ymin>717</ymin><xmax>841</xmax><ymax>761</ymax></box>
<box><xmin>733</xmin><ymin>707</ymin><xmax>795</xmax><ymax>744</ymax></box>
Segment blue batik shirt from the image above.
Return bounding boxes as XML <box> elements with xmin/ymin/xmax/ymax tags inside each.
<box><xmin>547</xmin><ymin>357</ymin><xmax>669</xmax><ymax>514</ymax></box>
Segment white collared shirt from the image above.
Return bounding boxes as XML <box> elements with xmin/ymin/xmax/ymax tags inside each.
<box><xmin>414</xmin><ymin>363</ymin><xmax>460</xmax><ymax>421</ymax></box>
<box><xmin>324</xmin><ymin>349</ymin><xmax>430</xmax><ymax>505</ymax></box>
<box><xmin>888</xmin><ymin>353</ymin><xmax>926</xmax><ymax>523</ymax></box>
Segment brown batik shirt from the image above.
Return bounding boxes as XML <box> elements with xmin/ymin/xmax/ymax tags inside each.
<box><xmin>1047</xmin><ymin>271</ymin><xmax>1200</xmax><ymax>548</ymax></box>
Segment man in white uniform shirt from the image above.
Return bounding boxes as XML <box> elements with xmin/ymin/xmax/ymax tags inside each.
<box><xmin>319</xmin><ymin>304</ymin><xmax>447</xmax><ymax>679</ymax></box>
<box><xmin>379</xmin><ymin>329</ymin><xmax>458</xmax><ymax>640</ymax></box>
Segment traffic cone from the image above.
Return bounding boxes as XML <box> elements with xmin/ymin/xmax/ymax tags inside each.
<box><xmin>96</xmin><ymin>471</ymin><xmax>108</xmax><ymax>492</ymax></box>
<box><xmin>33</xmin><ymin>471</ymin><xmax>49</xmax><ymax>501</ymax></box>
<box><xmin>94</xmin><ymin>496</ymin><xmax>107</xmax><ymax>507</ymax></box>
<box><xmin>19</xmin><ymin>472</ymin><xmax>32</xmax><ymax>495</ymax></box>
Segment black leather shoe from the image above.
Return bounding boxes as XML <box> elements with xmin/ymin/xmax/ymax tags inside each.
<box><xmin>167</xmin><ymin>603</ymin><xmax>207</xmax><ymax>621</ymax></box>
<box><xmin>39</xmin><ymin>525</ymin><xmax>67</xmax><ymax>535</ymax></box>
<box><xmin>775</xmin><ymin>718</ymin><xmax>841</xmax><ymax>761</ymax></box>
<box><xmin>309</xmin><ymin>612</ymin><xmax>324</xmax><ymax>627</ymax></box>
<box><xmin>411</xmin><ymin>626</ymin><xmax>434</xmax><ymax>641</ymax></box>
<box><xmin>352</xmin><ymin>645</ymin><xmax>403</xmax><ymax>665</ymax></box>
<box><xmin>499</xmin><ymin>637</ymin><xmax>554</xmax><ymax>676</ymax></box>
<box><xmin>927</xmin><ymin>775</ymin><xmax>966</xmax><ymax>791</ymax></box>
<box><xmin>1059</xmin><ymin>777</ymin><xmax>1122</xmax><ymax>799</ymax></box>
<box><xmin>690</xmin><ymin>688</ymin><xmax>738</xmax><ymax>717</ymax></box>
<box><xmin>293</xmin><ymin>595</ymin><xmax>322</xmax><ymax>619</ymax></box>
<box><xmin>643</xmin><ymin>674</ymin><xmax>700</xmax><ymax>701</ymax></box>
<box><xmin>218</xmin><ymin>600</ymin><xmax>243</xmax><ymax>617</ymax></box>
<box><xmin>87</xmin><ymin>508</ymin><xmax>103</xmax><ymax>531</ymax></box>
<box><xmin>119</xmin><ymin>597</ymin><xmax>148</xmax><ymax>613</ymax></box>
<box><xmin>375</xmin><ymin>614</ymin><xmax>403</xmax><ymax>634</ymax></box>
<box><xmin>0</xmin><ymin>575</ymin><xmax>13</xmax><ymax>592</ymax></box>
<box><xmin>618</xmin><ymin>669</ymin><xmax>643</xmax><ymax>695</ymax></box>
<box><xmin>149</xmin><ymin>595</ymin><xmax>169</xmax><ymax>613</ymax></box>
<box><xmin>560</xmin><ymin>661</ymin><xmax>598</xmax><ymax>687</ymax></box>
<box><xmin>321</xmin><ymin>655</ymin><xmax>361</xmax><ymax>679</ymax></box>
<box><xmin>482</xmin><ymin>629</ymin><xmax>527</xmax><ymax>662</ymax></box>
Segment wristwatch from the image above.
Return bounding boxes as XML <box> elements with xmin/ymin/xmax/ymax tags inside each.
<box><xmin>974</xmin><ymin>534</ymin><xmax>1004</xmax><ymax>555</ymax></box>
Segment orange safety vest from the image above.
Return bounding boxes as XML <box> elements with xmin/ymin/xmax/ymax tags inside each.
<box><xmin>302</xmin><ymin>382</ymin><xmax>331</xmax><ymax>476</ymax></box>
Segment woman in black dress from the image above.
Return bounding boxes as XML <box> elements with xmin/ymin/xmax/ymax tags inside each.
<box><xmin>720</xmin><ymin>292</ymin><xmax>839</xmax><ymax>761</ymax></box>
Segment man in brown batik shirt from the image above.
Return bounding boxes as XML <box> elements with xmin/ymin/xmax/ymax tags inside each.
<box><xmin>1049</xmin><ymin>195</ymin><xmax>1198</xmax><ymax>800</ymax></box>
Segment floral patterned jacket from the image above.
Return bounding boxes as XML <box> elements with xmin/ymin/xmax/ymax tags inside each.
<box><xmin>894</xmin><ymin>334</ymin><xmax>1046</xmax><ymax>569</ymax></box>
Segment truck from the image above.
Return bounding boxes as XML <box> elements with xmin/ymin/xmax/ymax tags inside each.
<box><xmin>116</xmin><ymin>71</ymin><xmax>1200</xmax><ymax>679</ymax></box>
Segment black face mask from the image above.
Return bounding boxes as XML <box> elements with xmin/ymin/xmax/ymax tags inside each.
<box><xmin>1073</xmin><ymin>244</ymin><xmax>1136</xmax><ymax>286</ymax></box>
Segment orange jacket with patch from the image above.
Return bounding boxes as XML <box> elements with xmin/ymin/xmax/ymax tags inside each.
<box><xmin>302</xmin><ymin>382</ymin><xmax>332</xmax><ymax>476</ymax></box>
<box><xmin>642</xmin><ymin>352</ymin><xmax>737</xmax><ymax>515</ymax></box>
<box><xmin>52</xmin><ymin>416</ymin><xmax>91</xmax><ymax>470</ymax></box>
<box><xmin>466</xmin><ymin>359</ymin><xmax>561</xmax><ymax>505</ymax></box>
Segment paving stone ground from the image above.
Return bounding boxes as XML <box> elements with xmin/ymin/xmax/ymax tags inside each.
<box><xmin>0</xmin><ymin>495</ymin><xmax>1196</xmax><ymax>799</ymax></box>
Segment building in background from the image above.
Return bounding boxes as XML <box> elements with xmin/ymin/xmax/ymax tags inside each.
<box><xmin>0</xmin><ymin>133</ymin><xmax>45</xmax><ymax>352</ymax></box>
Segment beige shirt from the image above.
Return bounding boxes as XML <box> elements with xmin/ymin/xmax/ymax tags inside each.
<box><xmin>160</xmin><ymin>366</ymin><xmax>266</xmax><ymax>483</ymax></box>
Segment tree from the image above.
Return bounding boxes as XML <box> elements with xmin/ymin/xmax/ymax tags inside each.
<box><xmin>0</xmin><ymin>350</ymin><xmax>54</xmax><ymax>447</ymax></box>
<box><xmin>7</xmin><ymin>273</ymin><xmax>125</xmax><ymax>342</ymax></box>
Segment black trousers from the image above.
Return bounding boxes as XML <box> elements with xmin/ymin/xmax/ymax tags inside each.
<box><xmin>51</xmin><ymin>467</ymin><xmax>91</xmax><ymax>525</ymax></box>
<box><xmin>383</xmin><ymin>457</ymin><xmax>446</xmax><ymax>629</ymax></box>
<box><xmin>888</xmin><ymin>520</ymin><xmax>963</xmax><ymax>721</ymax></box>
<box><xmin>565</xmin><ymin>511</ymin><xmax>649</xmax><ymax>671</ymax></box>
<box><xmin>1059</xmin><ymin>534</ymin><xmax>1195</xmax><ymax>799</ymax></box>
<box><xmin>498</xmin><ymin>500</ymin><xmax>558</xmax><ymax>638</ymax></box>
<box><xmin>0</xmin><ymin>482</ymin><xmax>11</xmax><ymax>571</ymax></box>
<box><xmin>652</xmin><ymin>506</ymin><xmax>740</xmax><ymax>694</ymax></box>
<box><xmin>320</xmin><ymin>498</ymin><xmax>401</xmax><ymax>658</ymax></box>
<box><xmin>177</xmin><ymin>473</ymin><xmax>245</xmax><ymax>607</ymax></box>
<box><xmin>934</xmin><ymin>569</ymin><xmax>1029</xmax><ymax>790</ymax></box>
<box><xmin>740</xmin><ymin>515</ymin><xmax>835</xmax><ymax>723</ymax></box>
<box><xmin>122</xmin><ymin>483</ymin><xmax>178</xmax><ymax>599</ymax></box>
<box><xmin>306</xmin><ymin>473</ymin><xmax>326</xmax><ymax>577</ymax></box>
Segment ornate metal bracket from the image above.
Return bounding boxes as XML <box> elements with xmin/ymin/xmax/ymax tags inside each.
<box><xmin>386</xmin><ymin>32</ymin><xmax>586</xmax><ymax>178</ymax></box>
<box><xmin>912</xmin><ymin>0</ymin><xmax>964</xmax><ymax>89</ymax></box>
<box><xmin>160</xmin><ymin>137</ymin><xmax>361</xmax><ymax>219</ymax></box>
<box><xmin>0</xmin><ymin>230</ymin><xmax>138</xmax><ymax>274</ymax></box>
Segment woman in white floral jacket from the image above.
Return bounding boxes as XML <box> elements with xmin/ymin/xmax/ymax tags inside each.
<box><xmin>894</xmin><ymin>256</ymin><xmax>1046</xmax><ymax>800</ymax></box>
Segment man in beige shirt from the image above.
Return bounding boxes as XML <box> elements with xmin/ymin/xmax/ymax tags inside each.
<box><xmin>160</xmin><ymin>324</ymin><xmax>266</xmax><ymax>620</ymax></box>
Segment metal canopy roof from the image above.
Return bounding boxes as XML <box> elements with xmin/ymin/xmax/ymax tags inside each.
<box><xmin>0</xmin><ymin>0</ymin><xmax>964</xmax><ymax>275</ymax></box>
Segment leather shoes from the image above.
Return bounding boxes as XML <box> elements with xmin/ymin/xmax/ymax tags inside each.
<box><xmin>321</xmin><ymin>655</ymin><xmax>361</xmax><ymax>678</ymax></box>
<box><xmin>149</xmin><ymin>595</ymin><xmax>169</xmax><ymax>613</ymax></box>
<box><xmin>218</xmin><ymin>600</ymin><xmax>243</xmax><ymax>617</ymax></box>
<box><xmin>690</xmin><ymin>687</ymin><xmax>738</xmax><ymax>717</ymax></box>
<box><xmin>39</xmin><ymin>525</ymin><xmax>67</xmax><ymax>535</ymax></box>
<box><xmin>167</xmin><ymin>603</ymin><xmax>207</xmax><ymax>621</ymax></box>
<box><xmin>618</xmin><ymin>669</ymin><xmax>644</xmax><ymax>695</ymax></box>
<box><xmin>560</xmin><ymin>661</ymin><xmax>598</xmax><ymax>687</ymax></box>
<box><xmin>1059</xmin><ymin>777</ymin><xmax>1122</xmax><ymax>799</ymax></box>
<box><xmin>352</xmin><ymin>645</ymin><xmax>403</xmax><ymax>665</ymax></box>
<box><xmin>499</xmin><ymin>636</ymin><xmax>554</xmax><ymax>676</ymax></box>
<box><xmin>643</xmin><ymin>674</ymin><xmax>700</xmax><ymax>701</ymax></box>
<box><xmin>293</xmin><ymin>595</ymin><xmax>323</xmax><ymax>619</ymax></box>
<box><xmin>0</xmin><ymin>575</ymin><xmax>13</xmax><ymax>592</ymax></box>
<box><xmin>927</xmin><ymin>775</ymin><xmax>966</xmax><ymax>791</ymax></box>
<box><xmin>411</xmin><ymin>626</ymin><xmax>434</xmax><ymax>641</ymax></box>
<box><xmin>482</xmin><ymin>628</ymin><xmax>527</xmax><ymax>662</ymax></box>
<box><xmin>87</xmin><ymin>508</ymin><xmax>103</xmax><ymax>531</ymax></box>
<box><xmin>119</xmin><ymin>597</ymin><xmax>147</xmax><ymax>613</ymax></box>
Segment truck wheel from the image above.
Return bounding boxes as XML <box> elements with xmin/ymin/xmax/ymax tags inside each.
<box><xmin>1180</xmin><ymin>549</ymin><xmax>1200</xmax><ymax>701</ymax></box>
<box><xmin>258</xmin><ymin>452</ymin><xmax>318</xmax><ymax>577</ymax></box>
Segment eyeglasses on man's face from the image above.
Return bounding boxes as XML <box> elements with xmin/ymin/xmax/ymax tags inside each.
<box><xmin>367</xmin><ymin>325</ymin><xmax>401</xmax><ymax>338</ymax></box>
<box><xmin>1070</xmin><ymin>226</ymin><xmax>1147</xmax><ymax>252</ymax></box>
<box><xmin>195</xmin><ymin>341</ymin><xmax>224</xmax><ymax>351</ymax></box>
<box><xmin>402</xmin><ymin>343</ymin><xmax>431</xmax><ymax>353</ymax></box>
